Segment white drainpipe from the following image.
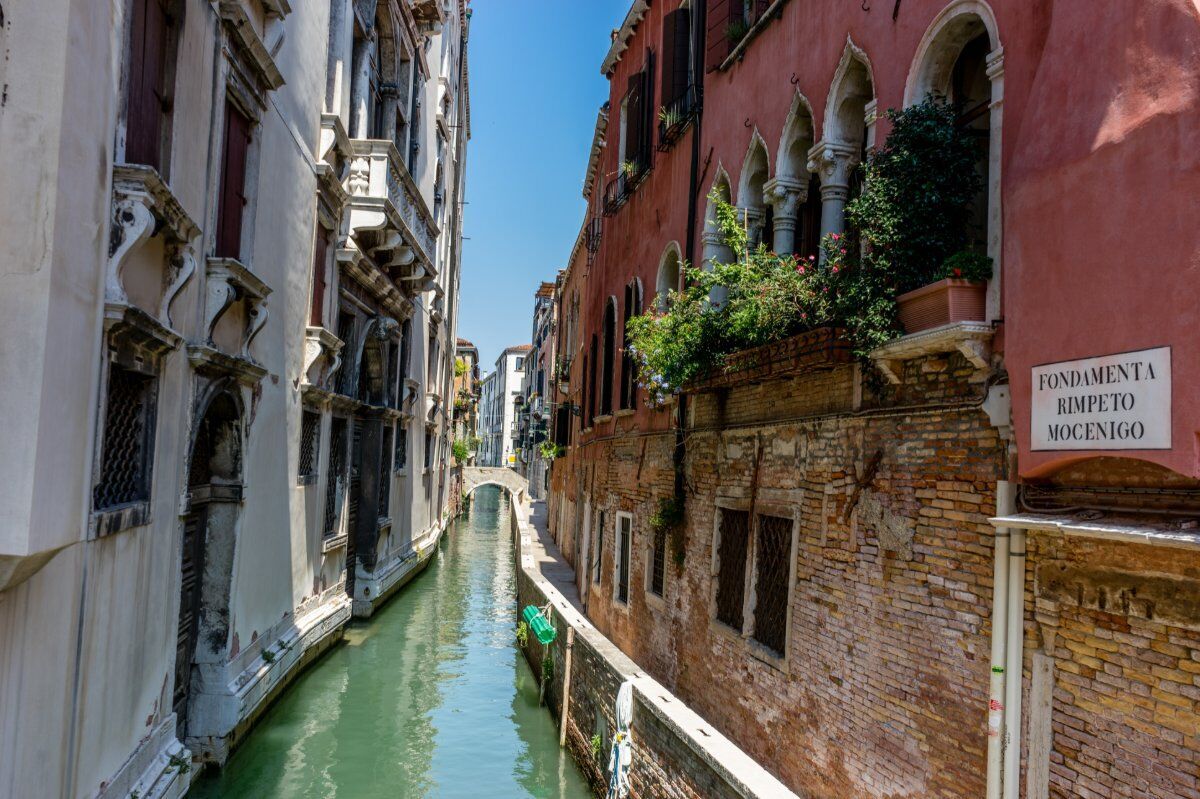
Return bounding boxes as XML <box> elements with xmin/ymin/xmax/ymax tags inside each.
<box><xmin>985</xmin><ymin>480</ymin><xmax>1012</xmax><ymax>799</ymax></box>
<box><xmin>1003</xmin><ymin>519</ymin><xmax>1027</xmax><ymax>799</ymax></box>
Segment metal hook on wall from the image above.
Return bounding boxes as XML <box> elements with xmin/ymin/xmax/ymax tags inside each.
<box><xmin>861</xmin><ymin>0</ymin><xmax>870</xmax><ymax>9</ymax></box>
<box><xmin>744</xmin><ymin>117</ymin><xmax>752</xmax><ymax>128</ymax></box>
<box><xmin>790</xmin><ymin>72</ymin><xmax>799</xmax><ymax>85</ymax></box>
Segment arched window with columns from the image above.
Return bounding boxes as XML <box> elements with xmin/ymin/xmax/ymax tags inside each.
<box><xmin>736</xmin><ymin>133</ymin><xmax>770</xmax><ymax>248</ymax></box>
<box><xmin>655</xmin><ymin>242</ymin><xmax>683</xmax><ymax>310</ymax></box>
<box><xmin>906</xmin><ymin>0</ymin><xmax>1003</xmax><ymax>319</ymax></box>
<box><xmin>619</xmin><ymin>278</ymin><xmax>642</xmax><ymax>411</ymax></box>
<box><xmin>769</xmin><ymin>93</ymin><xmax>822</xmax><ymax>260</ymax></box>
<box><xmin>810</xmin><ymin>39</ymin><xmax>876</xmax><ymax>247</ymax></box>
<box><xmin>600</xmin><ymin>298</ymin><xmax>617</xmax><ymax>417</ymax></box>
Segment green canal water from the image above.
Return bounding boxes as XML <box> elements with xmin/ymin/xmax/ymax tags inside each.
<box><xmin>191</xmin><ymin>486</ymin><xmax>591</xmax><ymax>799</ymax></box>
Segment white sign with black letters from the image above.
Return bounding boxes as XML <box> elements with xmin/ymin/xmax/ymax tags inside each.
<box><xmin>1031</xmin><ymin>347</ymin><xmax>1171</xmax><ymax>451</ymax></box>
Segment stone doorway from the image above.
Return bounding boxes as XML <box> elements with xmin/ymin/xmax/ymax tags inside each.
<box><xmin>175</xmin><ymin>387</ymin><xmax>243</xmax><ymax>740</ymax></box>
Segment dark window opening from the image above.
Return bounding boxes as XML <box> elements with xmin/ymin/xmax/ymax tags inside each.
<box><xmin>298</xmin><ymin>410</ymin><xmax>320</xmax><ymax>481</ymax></box>
<box><xmin>752</xmin><ymin>514</ymin><xmax>791</xmax><ymax>656</ymax></box>
<box><xmin>592</xmin><ymin>510</ymin><xmax>605</xmax><ymax>585</ymax></box>
<box><xmin>394</xmin><ymin>426</ymin><xmax>408</xmax><ymax>470</ymax></box>
<box><xmin>323</xmin><ymin>417</ymin><xmax>347</xmax><ymax>536</ymax></box>
<box><xmin>620</xmin><ymin>281</ymin><xmax>641</xmax><ymax>410</ymax></box>
<box><xmin>649</xmin><ymin>523</ymin><xmax>666</xmax><ymax>598</ymax></box>
<box><xmin>616</xmin><ymin>515</ymin><xmax>632</xmax><ymax>604</ymax></box>
<box><xmin>378</xmin><ymin>425</ymin><xmax>393</xmax><ymax>516</ymax></box>
<box><xmin>424</xmin><ymin>430</ymin><xmax>434</xmax><ymax>469</ymax></box>
<box><xmin>601</xmin><ymin>302</ymin><xmax>616</xmax><ymax>416</ymax></box>
<box><xmin>715</xmin><ymin>508</ymin><xmax>750</xmax><ymax>630</ymax></box>
<box><xmin>94</xmin><ymin>364</ymin><xmax>157</xmax><ymax>510</ymax></box>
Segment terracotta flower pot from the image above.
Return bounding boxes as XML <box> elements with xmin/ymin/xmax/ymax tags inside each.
<box><xmin>896</xmin><ymin>279</ymin><xmax>986</xmax><ymax>334</ymax></box>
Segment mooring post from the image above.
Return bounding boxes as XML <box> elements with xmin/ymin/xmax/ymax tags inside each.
<box><xmin>559</xmin><ymin>627</ymin><xmax>575</xmax><ymax>747</ymax></box>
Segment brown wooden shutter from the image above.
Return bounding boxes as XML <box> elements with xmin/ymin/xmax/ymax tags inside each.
<box><xmin>705</xmin><ymin>0</ymin><xmax>732</xmax><ymax>73</ymax></box>
<box><xmin>216</xmin><ymin>101</ymin><xmax>252</xmax><ymax>259</ymax></box>
<box><xmin>625</xmin><ymin>73</ymin><xmax>643</xmax><ymax>170</ymax></box>
<box><xmin>310</xmin><ymin>226</ymin><xmax>329</xmax><ymax>327</ymax></box>
<box><xmin>126</xmin><ymin>0</ymin><xmax>169</xmax><ymax>169</ymax></box>
<box><xmin>661</xmin><ymin>9</ymin><xmax>691</xmax><ymax>107</ymax></box>
<box><xmin>641</xmin><ymin>49</ymin><xmax>655</xmax><ymax>165</ymax></box>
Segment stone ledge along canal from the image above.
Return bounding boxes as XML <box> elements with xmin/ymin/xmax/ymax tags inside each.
<box><xmin>192</xmin><ymin>486</ymin><xmax>591</xmax><ymax>798</ymax></box>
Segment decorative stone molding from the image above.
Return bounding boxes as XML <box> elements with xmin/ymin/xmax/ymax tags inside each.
<box><xmin>302</xmin><ymin>326</ymin><xmax>345</xmax><ymax>390</ymax></box>
<box><xmin>192</xmin><ymin>257</ymin><xmax>271</xmax><ymax>383</ymax></box>
<box><xmin>104</xmin><ymin>304</ymin><xmax>183</xmax><ymax>370</ymax></box>
<box><xmin>807</xmin><ymin>140</ymin><xmax>860</xmax><ymax>201</ymax></box>
<box><xmin>217</xmin><ymin>1</ymin><xmax>285</xmax><ymax>92</ymax></box>
<box><xmin>868</xmin><ymin>321</ymin><xmax>993</xmax><ymax>384</ymax></box>
<box><xmin>337</xmin><ymin>247</ymin><xmax>413</xmax><ymax>321</ymax></box>
<box><xmin>345</xmin><ymin>139</ymin><xmax>439</xmax><ymax>286</ymax></box>
<box><xmin>108</xmin><ymin>165</ymin><xmax>200</xmax><ymax>307</ymax></box>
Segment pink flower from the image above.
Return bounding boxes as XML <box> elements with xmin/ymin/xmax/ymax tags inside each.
<box><xmin>840</xmin><ymin>248</ymin><xmax>847</xmax><ymax>255</ymax></box>
<box><xmin>831</xmin><ymin>266</ymin><xmax>839</xmax><ymax>273</ymax></box>
<box><xmin>798</xmin><ymin>266</ymin><xmax>806</xmax><ymax>274</ymax></box>
<box><xmin>830</xmin><ymin>233</ymin><xmax>841</xmax><ymax>241</ymax></box>
<box><xmin>808</xmin><ymin>255</ymin><xmax>816</xmax><ymax>261</ymax></box>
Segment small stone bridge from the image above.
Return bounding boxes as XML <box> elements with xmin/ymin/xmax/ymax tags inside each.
<box><xmin>462</xmin><ymin>466</ymin><xmax>529</xmax><ymax>500</ymax></box>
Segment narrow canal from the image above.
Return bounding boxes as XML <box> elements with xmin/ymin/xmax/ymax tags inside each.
<box><xmin>192</xmin><ymin>485</ymin><xmax>591</xmax><ymax>798</ymax></box>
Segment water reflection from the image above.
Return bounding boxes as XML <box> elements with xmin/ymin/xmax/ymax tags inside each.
<box><xmin>191</xmin><ymin>486</ymin><xmax>591</xmax><ymax>798</ymax></box>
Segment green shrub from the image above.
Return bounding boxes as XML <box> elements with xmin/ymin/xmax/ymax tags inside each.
<box><xmin>451</xmin><ymin>439</ymin><xmax>470</xmax><ymax>463</ymax></box>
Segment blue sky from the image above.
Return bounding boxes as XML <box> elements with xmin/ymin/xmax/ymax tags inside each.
<box><xmin>458</xmin><ymin>0</ymin><xmax>628</xmax><ymax>371</ymax></box>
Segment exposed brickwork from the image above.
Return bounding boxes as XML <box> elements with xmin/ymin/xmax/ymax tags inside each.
<box><xmin>1024</xmin><ymin>534</ymin><xmax>1200</xmax><ymax>798</ymax></box>
<box><xmin>551</xmin><ymin>347</ymin><xmax>1006</xmax><ymax>798</ymax></box>
<box><xmin>514</xmin><ymin>513</ymin><xmax>785</xmax><ymax>799</ymax></box>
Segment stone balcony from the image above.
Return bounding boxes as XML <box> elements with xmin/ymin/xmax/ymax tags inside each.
<box><xmin>345</xmin><ymin>139</ymin><xmax>439</xmax><ymax>292</ymax></box>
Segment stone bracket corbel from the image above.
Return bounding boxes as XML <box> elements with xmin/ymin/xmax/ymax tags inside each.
<box><xmin>107</xmin><ymin>197</ymin><xmax>157</xmax><ymax>305</ymax></box>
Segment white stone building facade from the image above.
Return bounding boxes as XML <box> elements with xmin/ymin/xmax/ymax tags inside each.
<box><xmin>476</xmin><ymin>346</ymin><xmax>528</xmax><ymax>468</ymax></box>
<box><xmin>0</xmin><ymin>1</ymin><xmax>469</xmax><ymax>796</ymax></box>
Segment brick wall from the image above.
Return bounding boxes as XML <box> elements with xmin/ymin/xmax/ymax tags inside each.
<box><xmin>1022</xmin><ymin>532</ymin><xmax>1200</xmax><ymax>797</ymax></box>
<box><xmin>511</xmin><ymin>499</ymin><xmax>799</xmax><ymax>799</ymax></box>
<box><xmin>552</xmin><ymin>346</ymin><xmax>1007</xmax><ymax>798</ymax></box>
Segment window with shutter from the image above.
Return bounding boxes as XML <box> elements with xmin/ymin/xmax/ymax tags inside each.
<box><xmin>126</xmin><ymin>0</ymin><xmax>172</xmax><ymax>170</ymax></box>
<box><xmin>216</xmin><ymin>101</ymin><xmax>252</xmax><ymax>259</ymax></box>
<box><xmin>661</xmin><ymin>9</ymin><xmax>691</xmax><ymax>108</ymax></box>
<box><xmin>601</xmin><ymin>302</ymin><xmax>616</xmax><ymax>416</ymax></box>
<box><xmin>705</xmin><ymin>0</ymin><xmax>733</xmax><ymax>72</ymax></box>
<box><xmin>310</xmin><ymin>226</ymin><xmax>330</xmax><ymax>327</ymax></box>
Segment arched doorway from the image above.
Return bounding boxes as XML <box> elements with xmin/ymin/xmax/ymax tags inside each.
<box><xmin>175</xmin><ymin>386</ymin><xmax>243</xmax><ymax>739</ymax></box>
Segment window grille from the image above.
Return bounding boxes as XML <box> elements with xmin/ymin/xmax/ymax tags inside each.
<box><xmin>94</xmin><ymin>365</ymin><xmax>156</xmax><ymax>510</ymax></box>
<box><xmin>323</xmin><ymin>418</ymin><xmax>347</xmax><ymax>536</ymax></box>
<box><xmin>298</xmin><ymin>410</ymin><xmax>320</xmax><ymax>480</ymax></box>
<box><xmin>649</xmin><ymin>524</ymin><xmax>667</xmax><ymax>597</ymax></box>
<box><xmin>592</xmin><ymin>511</ymin><xmax>605</xmax><ymax>584</ymax></box>
<box><xmin>752</xmin><ymin>514</ymin><xmax>792</xmax><ymax>656</ymax></box>
<box><xmin>378</xmin><ymin>426</ymin><xmax>393</xmax><ymax>516</ymax></box>
<box><xmin>616</xmin><ymin>515</ymin><xmax>632</xmax><ymax>604</ymax></box>
<box><xmin>715</xmin><ymin>508</ymin><xmax>750</xmax><ymax>630</ymax></box>
<box><xmin>395</xmin><ymin>426</ymin><xmax>408</xmax><ymax>470</ymax></box>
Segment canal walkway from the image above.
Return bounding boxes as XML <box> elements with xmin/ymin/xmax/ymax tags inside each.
<box><xmin>191</xmin><ymin>485</ymin><xmax>590</xmax><ymax>798</ymax></box>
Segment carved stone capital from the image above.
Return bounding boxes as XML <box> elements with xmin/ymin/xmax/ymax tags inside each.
<box><xmin>807</xmin><ymin>140</ymin><xmax>860</xmax><ymax>196</ymax></box>
<box><xmin>763</xmin><ymin>176</ymin><xmax>808</xmax><ymax>221</ymax></box>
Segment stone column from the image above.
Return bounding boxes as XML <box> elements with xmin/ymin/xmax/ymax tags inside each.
<box><xmin>763</xmin><ymin>176</ymin><xmax>807</xmax><ymax>255</ymax></box>
<box><xmin>807</xmin><ymin>140</ymin><xmax>861</xmax><ymax>246</ymax></box>
<box><xmin>739</xmin><ymin>207</ymin><xmax>766</xmax><ymax>249</ymax></box>
<box><xmin>349</xmin><ymin>30</ymin><xmax>376</xmax><ymax>139</ymax></box>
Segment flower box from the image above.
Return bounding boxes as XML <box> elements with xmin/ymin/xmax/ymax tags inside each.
<box><xmin>896</xmin><ymin>279</ymin><xmax>986</xmax><ymax>334</ymax></box>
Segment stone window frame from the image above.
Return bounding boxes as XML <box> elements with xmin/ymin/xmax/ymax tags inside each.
<box><xmin>613</xmin><ymin>511</ymin><xmax>634</xmax><ymax>609</ymax></box>
<box><xmin>709</xmin><ymin>493</ymin><xmax>801</xmax><ymax>672</ymax></box>
<box><xmin>91</xmin><ymin>357</ymin><xmax>161</xmax><ymax>538</ymax></box>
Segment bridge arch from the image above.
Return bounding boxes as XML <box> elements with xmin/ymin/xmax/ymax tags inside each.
<box><xmin>462</xmin><ymin>466</ymin><xmax>529</xmax><ymax>503</ymax></box>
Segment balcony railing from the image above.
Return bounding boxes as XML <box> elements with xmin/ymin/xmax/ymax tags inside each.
<box><xmin>602</xmin><ymin>157</ymin><xmax>650</xmax><ymax>216</ymax></box>
<box><xmin>584</xmin><ymin>217</ymin><xmax>602</xmax><ymax>264</ymax></box>
<box><xmin>657</xmin><ymin>85</ymin><xmax>699</xmax><ymax>152</ymax></box>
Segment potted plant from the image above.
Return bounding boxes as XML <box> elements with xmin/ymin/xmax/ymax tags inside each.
<box><xmin>895</xmin><ymin>250</ymin><xmax>991</xmax><ymax>333</ymax></box>
<box><xmin>845</xmin><ymin>99</ymin><xmax>987</xmax><ymax>337</ymax></box>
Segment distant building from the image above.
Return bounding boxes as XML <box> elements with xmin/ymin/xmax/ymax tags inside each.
<box><xmin>478</xmin><ymin>345</ymin><xmax>530</xmax><ymax>467</ymax></box>
<box><xmin>453</xmin><ymin>339</ymin><xmax>481</xmax><ymax>464</ymax></box>
<box><xmin>517</xmin><ymin>281</ymin><xmax>559</xmax><ymax>498</ymax></box>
